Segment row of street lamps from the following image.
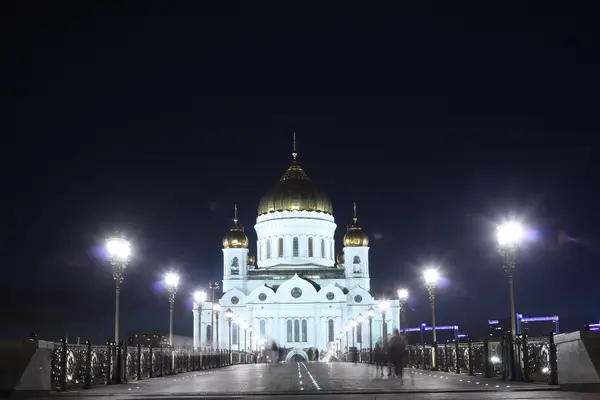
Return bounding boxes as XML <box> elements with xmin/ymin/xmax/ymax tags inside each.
<box><xmin>106</xmin><ymin>218</ymin><xmax>525</xmax><ymax>372</ymax></box>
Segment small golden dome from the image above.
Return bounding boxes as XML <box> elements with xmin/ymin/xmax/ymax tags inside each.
<box><xmin>223</xmin><ymin>204</ymin><xmax>249</xmax><ymax>249</ymax></box>
<box><xmin>258</xmin><ymin>134</ymin><xmax>332</xmax><ymax>216</ymax></box>
<box><xmin>336</xmin><ymin>251</ymin><xmax>345</xmax><ymax>265</ymax></box>
<box><xmin>247</xmin><ymin>252</ymin><xmax>256</xmax><ymax>265</ymax></box>
<box><xmin>343</xmin><ymin>202</ymin><xmax>369</xmax><ymax>247</ymax></box>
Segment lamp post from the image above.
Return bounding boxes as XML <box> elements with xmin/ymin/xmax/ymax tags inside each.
<box><xmin>248</xmin><ymin>327</ymin><xmax>253</xmax><ymax>354</ymax></box>
<box><xmin>367</xmin><ymin>307</ymin><xmax>374</xmax><ymax>362</ymax></box>
<box><xmin>213</xmin><ymin>303</ymin><xmax>220</xmax><ymax>350</ymax></box>
<box><xmin>397</xmin><ymin>288</ymin><xmax>409</xmax><ymax>333</ymax></box>
<box><xmin>357</xmin><ymin>313</ymin><xmax>364</xmax><ymax>362</ymax></box>
<box><xmin>165</xmin><ymin>272</ymin><xmax>180</xmax><ymax>372</ymax></box>
<box><xmin>208</xmin><ymin>282</ymin><xmax>219</xmax><ymax>349</ymax></box>
<box><xmin>193</xmin><ymin>290</ymin><xmax>206</xmax><ymax>351</ymax></box>
<box><xmin>379</xmin><ymin>300</ymin><xmax>389</xmax><ymax>345</ymax></box>
<box><xmin>424</xmin><ymin>268</ymin><xmax>440</xmax><ymax>370</ymax></box>
<box><xmin>344</xmin><ymin>324</ymin><xmax>350</xmax><ymax>356</ymax></box>
<box><xmin>243</xmin><ymin>321</ymin><xmax>249</xmax><ymax>353</ymax></box>
<box><xmin>350</xmin><ymin>320</ymin><xmax>357</xmax><ymax>363</ymax></box>
<box><xmin>106</xmin><ymin>235</ymin><xmax>131</xmax><ymax>345</ymax></box>
<box><xmin>225</xmin><ymin>308</ymin><xmax>233</xmax><ymax>363</ymax></box>
<box><xmin>235</xmin><ymin>316</ymin><xmax>243</xmax><ymax>352</ymax></box>
<box><xmin>497</xmin><ymin>219</ymin><xmax>524</xmax><ymax>380</ymax></box>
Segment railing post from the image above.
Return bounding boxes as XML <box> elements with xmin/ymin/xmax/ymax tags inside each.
<box><xmin>149</xmin><ymin>347</ymin><xmax>153</xmax><ymax>378</ymax></box>
<box><xmin>454</xmin><ymin>340</ymin><xmax>460</xmax><ymax>374</ymax></box>
<box><xmin>58</xmin><ymin>336</ymin><xmax>68</xmax><ymax>391</ymax></box>
<box><xmin>106</xmin><ymin>341</ymin><xmax>113</xmax><ymax>385</ymax></box>
<box><xmin>468</xmin><ymin>339</ymin><xmax>474</xmax><ymax>376</ymax></box>
<box><xmin>83</xmin><ymin>340</ymin><xmax>92</xmax><ymax>389</ymax></box>
<box><xmin>122</xmin><ymin>342</ymin><xmax>128</xmax><ymax>383</ymax></box>
<box><xmin>116</xmin><ymin>342</ymin><xmax>123</xmax><ymax>384</ymax></box>
<box><xmin>444</xmin><ymin>341</ymin><xmax>449</xmax><ymax>372</ymax></box>
<box><xmin>136</xmin><ymin>343</ymin><xmax>142</xmax><ymax>380</ymax></box>
<box><xmin>521</xmin><ymin>334</ymin><xmax>530</xmax><ymax>382</ymax></box>
<box><xmin>548</xmin><ymin>331</ymin><xmax>558</xmax><ymax>385</ymax></box>
<box><xmin>483</xmin><ymin>337</ymin><xmax>490</xmax><ymax>378</ymax></box>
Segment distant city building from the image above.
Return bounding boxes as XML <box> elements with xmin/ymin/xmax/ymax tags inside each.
<box><xmin>588</xmin><ymin>323</ymin><xmax>599</xmax><ymax>332</ymax></box>
<box><xmin>517</xmin><ymin>315</ymin><xmax>559</xmax><ymax>337</ymax></box>
<box><xmin>488</xmin><ymin>315</ymin><xmax>559</xmax><ymax>338</ymax></box>
<box><xmin>128</xmin><ymin>331</ymin><xmax>168</xmax><ymax>347</ymax></box>
<box><xmin>404</xmin><ymin>323</ymin><xmax>459</xmax><ymax>344</ymax></box>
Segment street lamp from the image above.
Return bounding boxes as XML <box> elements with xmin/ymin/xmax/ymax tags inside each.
<box><xmin>497</xmin><ymin>220</ymin><xmax>524</xmax><ymax>340</ymax></box>
<box><xmin>350</xmin><ymin>320</ymin><xmax>357</xmax><ymax>363</ymax></box>
<box><xmin>247</xmin><ymin>326</ymin><xmax>253</xmax><ymax>354</ymax></box>
<box><xmin>424</xmin><ymin>268</ymin><xmax>440</xmax><ymax>370</ymax></box>
<box><xmin>208</xmin><ymin>282</ymin><xmax>220</xmax><ymax>349</ymax></box>
<box><xmin>367</xmin><ymin>307</ymin><xmax>374</xmax><ymax>362</ymax></box>
<box><xmin>357</xmin><ymin>313</ymin><xmax>365</xmax><ymax>362</ymax></box>
<box><xmin>235</xmin><ymin>316</ymin><xmax>243</xmax><ymax>352</ymax></box>
<box><xmin>164</xmin><ymin>271</ymin><xmax>179</xmax><ymax>372</ymax></box>
<box><xmin>497</xmin><ymin>219</ymin><xmax>525</xmax><ymax>380</ymax></box>
<box><xmin>225</xmin><ymin>308</ymin><xmax>233</xmax><ymax>362</ymax></box>
<box><xmin>213</xmin><ymin>303</ymin><xmax>221</xmax><ymax>350</ymax></box>
<box><xmin>193</xmin><ymin>290</ymin><xmax>206</xmax><ymax>351</ymax></box>
<box><xmin>243</xmin><ymin>321</ymin><xmax>249</xmax><ymax>353</ymax></box>
<box><xmin>379</xmin><ymin>300</ymin><xmax>389</xmax><ymax>345</ymax></box>
<box><xmin>344</xmin><ymin>324</ymin><xmax>350</xmax><ymax>355</ymax></box>
<box><xmin>106</xmin><ymin>235</ymin><xmax>131</xmax><ymax>345</ymax></box>
<box><xmin>397</xmin><ymin>288</ymin><xmax>409</xmax><ymax>333</ymax></box>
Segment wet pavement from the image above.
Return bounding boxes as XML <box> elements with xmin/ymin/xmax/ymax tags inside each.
<box><xmin>37</xmin><ymin>362</ymin><xmax>592</xmax><ymax>399</ymax></box>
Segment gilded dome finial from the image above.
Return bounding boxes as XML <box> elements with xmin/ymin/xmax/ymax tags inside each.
<box><xmin>343</xmin><ymin>202</ymin><xmax>369</xmax><ymax>247</ymax></box>
<box><xmin>353</xmin><ymin>201</ymin><xmax>358</xmax><ymax>225</ymax></box>
<box><xmin>233</xmin><ymin>203</ymin><xmax>239</xmax><ymax>224</ymax></box>
<box><xmin>292</xmin><ymin>132</ymin><xmax>297</xmax><ymax>160</ymax></box>
<box><xmin>223</xmin><ymin>204</ymin><xmax>248</xmax><ymax>248</ymax></box>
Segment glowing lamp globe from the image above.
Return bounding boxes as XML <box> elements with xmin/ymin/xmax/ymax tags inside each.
<box><xmin>213</xmin><ymin>303</ymin><xmax>221</xmax><ymax>312</ymax></box>
<box><xmin>367</xmin><ymin>307</ymin><xmax>375</xmax><ymax>318</ymax></box>
<box><xmin>194</xmin><ymin>290</ymin><xmax>206</xmax><ymax>303</ymax></box>
<box><xmin>350</xmin><ymin>320</ymin><xmax>357</xmax><ymax>328</ymax></box>
<box><xmin>424</xmin><ymin>268</ymin><xmax>440</xmax><ymax>287</ymax></box>
<box><xmin>357</xmin><ymin>313</ymin><xmax>365</xmax><ymax>324</ymax></box>
<box><xmin>107</xmin><ymin>236</ymin><xmax>131</xmax><ymax>264</ymax></box>
<box><xmin>379</xmin><ymin>300</ymin><xmax>389</xmax><ymax>313</ymax></box>
<box><xmin>225</xmin><ymin>308</ymin><xmax>233</xmax><ymax>320</ymax></box>
<box><xmin>397</xmin><ymin>288</ymin><xmax>409</xmax><ymax>300</ymax></box>
<box><xmin>164</xmin><ymin>272</ymin><xmax>180</xmax><ymax>290</ymax></box>
<box><xmin>235</xmin><ymin>316</ymin><xmax>243</xmax><ymax>325</ymax></box>
<box><xmin>497</xmin><ymin>221</ymin><xmax>524</xmax><ymax>247</ymax></box>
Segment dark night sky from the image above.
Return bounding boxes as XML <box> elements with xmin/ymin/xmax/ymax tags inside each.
<box><xmin>3</xmin><ymin>2</ymin><xmax>599</xmax><ymax>342</ymax></box>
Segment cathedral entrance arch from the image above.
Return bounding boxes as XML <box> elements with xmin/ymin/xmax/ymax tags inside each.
<box><xmin>284</xmin><ymin>348</ymin><xmax>309</xmax><ymax>363</ymax></box>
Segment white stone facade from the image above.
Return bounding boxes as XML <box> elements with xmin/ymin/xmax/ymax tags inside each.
<box><xmin>193</xmin><ymin>209</ymin><xmax>400</xmax><ymax>358</ymax></box>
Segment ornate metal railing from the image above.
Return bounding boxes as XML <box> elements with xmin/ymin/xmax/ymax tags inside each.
<box><xmin>51</xmin><ymin>338</ymin><xmax>254</xmax><ymax>392</ymax></box>
<box><xmin>348</xmin><ymin>332</ymin><xmax>558</xmax><ymax>385</ymax></box>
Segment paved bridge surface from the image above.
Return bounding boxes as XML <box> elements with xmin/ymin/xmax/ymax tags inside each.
<box><xmin>40</xmin><ymin>363</ymin><xmax>594</xmax><ymax>399</ymax></box>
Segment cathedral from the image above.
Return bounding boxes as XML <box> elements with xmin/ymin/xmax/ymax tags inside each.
<box><xmin>193</xmin><ymin>143</ymin><xmax>400</xmax><ymax>361</ymax></box>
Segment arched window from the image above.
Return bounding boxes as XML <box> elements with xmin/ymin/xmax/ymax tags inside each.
<box><xmin>231</xmin><ymin>257</ymin><xmax>239</xmax><ymax>275</ymax></box>
<box><xmin>266</xmin><ymin>239</ymin><xmax>271</xmax><ymax>259</ymax></box>
<box><xmin>293</xmin><ymin>237</ymin><xmax>299</xmax><ymax>257</ymax></box>
<box><xmin>232</xmin><ymin>323</ymin><xmax>238</xmax><ymax>345</ymax></box>
<box><xmin>321</xmin><ymin>239</ymin><xmax>325</xmax><ymax>258</ymax></box>
<box><xmin>294</xmin><ymin>320</ymin><xmax>300</xmax><ymax>342</ymax></box>
<box><xmin>260</xmin><ymin>320</ymin><xmax>266</xmax><ymax>337</ymax></box>
<box><xmin>353</xmin><ymin>256</ymin><xmax>361</xmax><ymax>264</ymax></box>
<box><xmin>328</xmin><ymin>319</ymin><xmax>334</xmax><ymax>342</ymax></box>
<box><xmin>301</xmin><ymin>320</ymin><xmax>308</xmax><ymax>342</ymax></box>
<box><xmin>206</xmin><ymin>325</ymin><xmax>212</xmax><ymax>344</ymax></box>
<box><xmin>357</xmin><ymin>324</ymin><xmax>362</xmax><ymax>344</ymax></box>
<box><xmin>287</xmin><ymin>320</ymin><xmax>293</xmax><ymax>342</ymax></box>
<box><xmin>278</xmin><ymin>237</ymin><xmax>284</xmax><ymax>257</ymax></box>
<box><xmin>308</xmin><ymin>237</ymin><xmax>314</xmax><ymax>257</ymax></box>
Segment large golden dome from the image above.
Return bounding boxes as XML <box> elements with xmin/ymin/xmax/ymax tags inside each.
<box><xmin>258</xmin><ymin>139</ymin><xmax>332</xmax><ymax>216</ymax></box>
<box><xmin>343</xmin><ymin>202</ymin><xmax>369</xmax><ymax>247</ymax></box>
<box><xmin>223</xmin><ymin>205</ymin><xmax>249</xmax><ymax>249</ymax></box>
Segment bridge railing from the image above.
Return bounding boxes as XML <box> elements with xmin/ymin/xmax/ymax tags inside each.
<box><xmin>348</xmin><ymin>332</ymin><xmax>557</xmax><ymax>385</ymax></box>
<box><xmin>50</xmin><ymin>338</ymin><xmax>253</xmax><ymax>392</ymax></box>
